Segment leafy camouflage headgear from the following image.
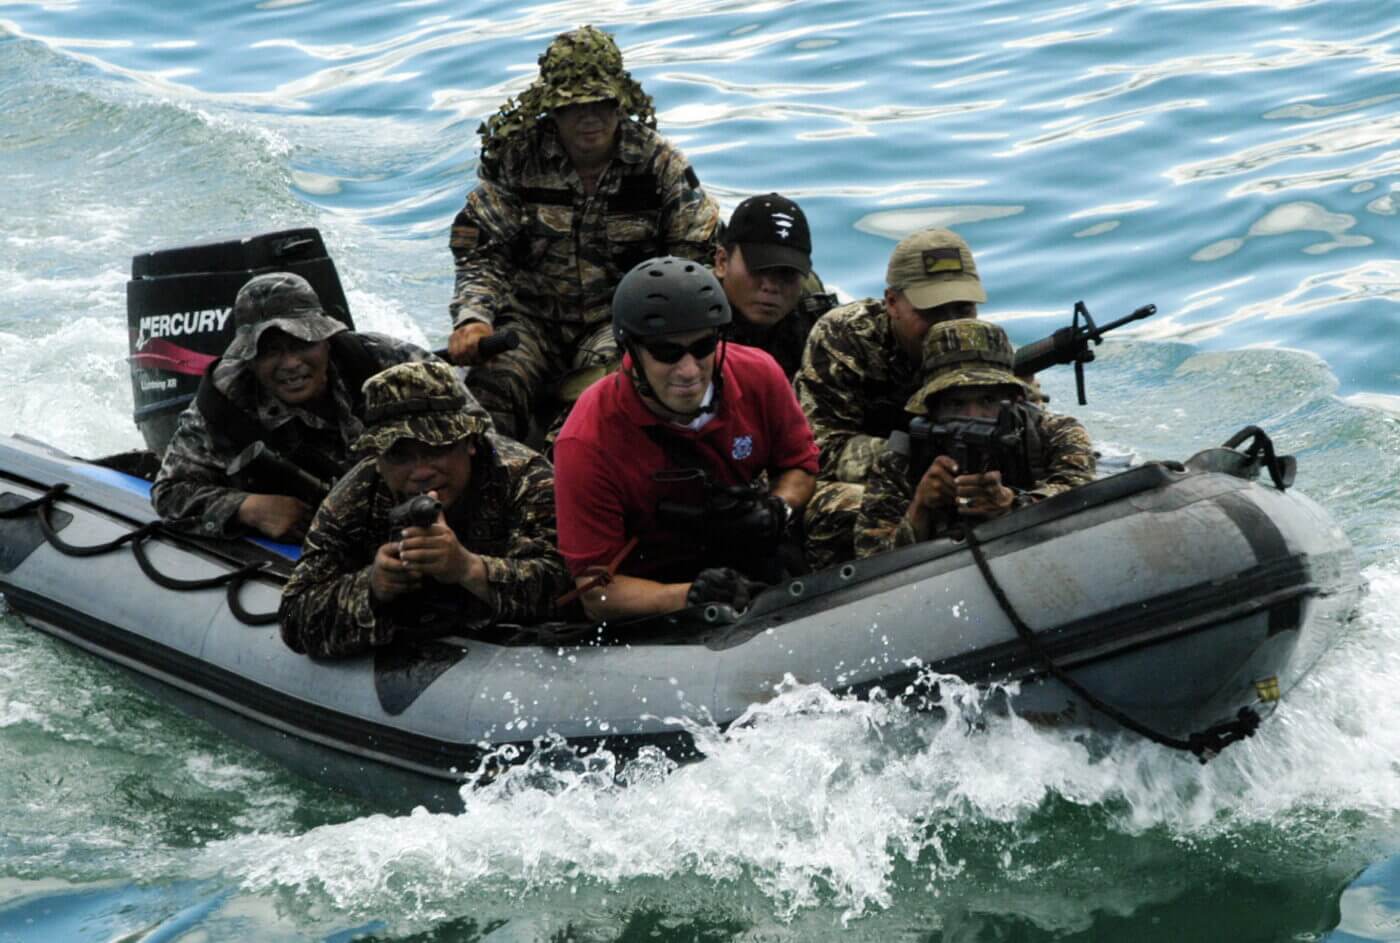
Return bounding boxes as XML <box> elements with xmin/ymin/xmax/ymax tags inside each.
<box><xmin>478</xmin><ymin>26</ymin><xmax>656</xmax><ymax>165</ymax></box>
<box><xmin>354</xmin><ymin>361</ymin><xmax>490</xmax><ymax>456</ymax></box>
<box><xmin>905</xmin><ymin>319</ymin><xmax>1034</xmax><ymax>414</ymax></box>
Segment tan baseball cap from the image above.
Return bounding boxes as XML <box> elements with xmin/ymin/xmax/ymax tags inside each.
<box><xmin>885</xmin><ymin>228</ymin><xmax>987</xmax><ymax>310</ymax></box>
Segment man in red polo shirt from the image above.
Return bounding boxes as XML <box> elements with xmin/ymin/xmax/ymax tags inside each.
<box><xmin>554</xmin><ymin>256</ymin><xmax>818</xmax><ymax>621</ymax></box>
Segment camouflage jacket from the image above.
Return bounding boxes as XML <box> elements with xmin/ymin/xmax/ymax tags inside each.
<box><xmin>854</xmin><ymin>409</ymin><xmax>1096</xmax><ymax>557</ymax></box>
<box><xmin>279</xmin><ymin>434</ymin><xmax>570</xmax><ymax>658</ymax></box>
<box><xmin>150</xmin><ymin>333</ymin><xmax>432</xmax><ymax>539</ymax></box>
<box><xmin>449</xmin><ymin>120</ymin><xmax>720</xmax><ymax>329</ymax></box>
<box><xmin>727</xmin><ymin>271</ymin><xmax>838</xmax><ymax>381</ymax></box>
<box><xmin>794</xmin><ymin>299</ymin><xmax>920</xmax><ymax>484</ymax></box>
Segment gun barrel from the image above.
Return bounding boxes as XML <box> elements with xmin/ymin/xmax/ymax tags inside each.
<box><xmin>225</xmin><ymin>442</ymin><xmax>333</xmax><ymax>501</ymax></box>
<box><xmin>388</xmin><ymin>494</ymin><xmax>442</xmax><ymax>532</ymax></box>
<box><xmin>1012</xmin><ymin>304</ymin><xmax>1158</xmax><ymax>376</ymax></box>
<box><xmin>1012</xmin><ymin>326</ymin><xmax>1078</xmax><ymax>376</ymax></box>
<box><xmin>1094</xmin><ymin>303</ymin><xmax>1158</xmax><ymax>336</ymax></box>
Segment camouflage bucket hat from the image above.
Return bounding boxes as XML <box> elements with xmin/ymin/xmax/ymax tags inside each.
<box><xmin>223</xmin><ymin>272</ymin><xmax>346</xmax><ymax>363</ymax></box>
<box><xmin>905</xmin><ymin>318</ymin><xmax>1034</xmax><ymax>414</ymax></box>
<box><xmin>886</xmin><ymin>228</ymin><xmax>987</xmax><ymax>311</ymax></box>
<box><xmin>354</xmin><ymin>361</ymin><xmax>489</xmax><ymax>455</ymax></box>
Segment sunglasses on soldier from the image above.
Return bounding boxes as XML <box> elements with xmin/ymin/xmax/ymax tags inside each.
<box><xmin>640</xmin><ymin>332</ymin><xmax>721</xmax><ymax>365</ymax></box>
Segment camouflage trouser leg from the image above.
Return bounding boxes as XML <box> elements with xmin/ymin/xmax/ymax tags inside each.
<box><xmin>465</xmin><ymin>316</ymin><xmax>571</xmax><ymax>442</ymax></box>
<box><xmin>802</xmin><ymin>480</ymin><xmax>864</xmax><ymax>572</ymax></box>
<box><xmin>543</xmin><ymin>322</ymin><xmax>622</xmax><ymax>452</ymax></box>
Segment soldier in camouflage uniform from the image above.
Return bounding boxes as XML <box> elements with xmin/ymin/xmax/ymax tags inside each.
<box><xmin>796</xmin><ymin>228</ymin><xmax>987</xmax><ymax>569</ymax></box>
<box><xmin>855</xmin><ymin>319</ymin><xmax>1094</xmax><ymax>556</ymax></box>
<box><xmin>279</xmin><ymin>361</ymin><xmax>569</xmax><ymax>659</ymax></box>
<box><xmin>717</xmin><ymin>193</ymin><xmax>837</xmax><ymax>380</ymax></box>
<box><xmin>446</xmin><ymin>25</ymin><xmax>721</xmax><ymax>440</ymax></box>
<box><xmin>152</xmin><ymin>272</ymin><xmax>440</xmax><ymax>543</ymax></box>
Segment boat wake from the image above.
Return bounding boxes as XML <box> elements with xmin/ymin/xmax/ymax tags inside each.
<box><xmin>194</xmin><ymin>588</ymin><xmax>1400</xmax><ymax>934</ymax></box>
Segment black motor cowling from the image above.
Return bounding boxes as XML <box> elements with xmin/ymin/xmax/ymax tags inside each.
<box><xmin>126</xmin><ymin>228</ymin><xmax>353</xmax><ymax>455</ymax></box>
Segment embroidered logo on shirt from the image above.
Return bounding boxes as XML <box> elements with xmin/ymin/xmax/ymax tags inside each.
<box><xmin>731</xmin><ymin>435</ymin><xmax>754</xmax><ymax>460</ymax></box>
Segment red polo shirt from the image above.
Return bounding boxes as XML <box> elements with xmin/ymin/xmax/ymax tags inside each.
<box><xmin>554</xmin><ymin>343</ymin><xmax>819</xmax><ymax>582</ymax></box>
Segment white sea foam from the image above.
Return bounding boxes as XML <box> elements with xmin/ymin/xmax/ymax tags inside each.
<box><xmin>196</xmin><ymin>582</ymin><xmax>1400</xmax><ymax>928</ymax></box>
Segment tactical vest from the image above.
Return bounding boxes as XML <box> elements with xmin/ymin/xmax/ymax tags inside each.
<box><xmin>640</xmin><ymin>423</ymin><xmax>785</xmax><ymax>583</ymax></box>
<box><xmin>514</xmin><ymin>171</ymin><xmax>672</xmax><ymax>277</ymax></box>
<box><xmin>853</xmin><ymin>301</ymin><xmax>919</xmax><ymax>442</ymax></box>
<box><xmin>729</xmin><ymin>288</ymin><xmax>837</xmax><ymax>381</ymax></box>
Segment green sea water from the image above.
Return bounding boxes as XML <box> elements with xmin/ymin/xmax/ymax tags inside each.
<box><xmin>1</xmin><ymin>0</ymin><xmax>1398</xmax><ymax>938</ymax></box>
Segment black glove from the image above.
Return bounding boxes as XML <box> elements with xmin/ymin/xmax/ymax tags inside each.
<box><xmin>686</xmin><ymin>567</ymin><xmax>765</xmax><ymax>610</ymax></box>
<box><xmin>704</xmin><ymin>485</ymin><xmax>790</xmax><ymax>548</ymax></box>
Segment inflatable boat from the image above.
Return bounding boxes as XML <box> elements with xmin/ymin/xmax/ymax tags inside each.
<box><xmin>0</xmin><ymin>428</ymin><xmax>1363</xmax><ymax>811</ymax></box>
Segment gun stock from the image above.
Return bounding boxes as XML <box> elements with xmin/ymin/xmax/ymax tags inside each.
<box><xmin>225</xmin><ymin>441</ymin><xmax>334</xmax><ymax>503</ymax></box>
<box><xmin>432</xmin><ymin>328</ymin><xmax>521</xmax><ymax>363</ymax></box>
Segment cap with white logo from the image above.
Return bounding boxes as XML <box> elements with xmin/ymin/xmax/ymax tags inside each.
<box><xmin>722</xmin><ymin>193</ymin><xmax>812</xmax><ymax>274</ymax></box>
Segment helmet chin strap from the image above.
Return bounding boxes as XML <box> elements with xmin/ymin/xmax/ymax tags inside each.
<box><xmin>627</xmin><ymin>337</ymin><xmax>728</xmax><ymax>423</ymax></box>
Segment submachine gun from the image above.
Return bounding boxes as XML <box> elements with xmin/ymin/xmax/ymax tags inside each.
<box><xmin>1014</xmin><ymin>301</ymin><xmax>1158</xmax><ymax>404</ymax></box>
<box><xmin>655</xmin><ymin>472</ymin><xmax>789</xmax><ymax>582</ymax></box>
<box><xmin>383</xmin><ymin>493</ymin><xmax>459</xmax><ymax>631</ymax></box>
<box><xmin>388</xmin><ymin>494</ymin><xmax>442</xmax><ymax>539</ymax></box>
<box><xmin>902</xmin><ymin>402</ymin><xmax>1037</xmax><ymax>490</ymax></box>
<box><xmin>224</xmin><ymin>441</ymin><xmax>334</xmax><ymax>505</ymax></box>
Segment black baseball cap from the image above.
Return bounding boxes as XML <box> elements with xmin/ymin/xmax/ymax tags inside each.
<box><xmin>723</xmin><ymin>193</ymin><xmax>812</xmax><ymax>274</ymax></box>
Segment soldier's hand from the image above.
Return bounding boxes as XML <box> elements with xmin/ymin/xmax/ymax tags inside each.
<box><xmin>447</xmin><ymin>322</ymin><xmax>495</xmax><ymax>366</ymax></box>
<box><xmin>954</xmin><ymin>470</ymin><xmax>1015</xmax><ymax>519</ymax></box>
<box><xmin>237</xmin><ymin>494</ymin><xmax>312</xmax><ymax>542</ymax></box>
<box><xmin>370</xmin><ymin>540</ymin><xmax>422</xmax><ymax>601</ymax></box>
<box><xmin>912</xmin><ymin>455</ymin><xmax>960</xmax><ymax>513</ymax></box>
<box><xmin>398</xmin><ymin>511</ymin><xmax>479</xmax><ymax>588</ymax></box>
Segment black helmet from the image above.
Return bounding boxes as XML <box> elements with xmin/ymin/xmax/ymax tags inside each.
<box><xmin>612</xmin><ymin>256</ymin><xmax>731</xmax><ymax>346</ymax></box>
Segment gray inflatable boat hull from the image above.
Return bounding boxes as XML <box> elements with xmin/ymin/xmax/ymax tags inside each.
<box><xmin>0</xmin><ymin>433</ymin><xmax>1363</xmax><ymax>810</ymax></box>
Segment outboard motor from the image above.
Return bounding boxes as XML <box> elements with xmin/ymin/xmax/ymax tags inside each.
<box><xmin>126</xmin><ymin>228</ymin><xmax>354</xmax><ymax>456</ymax></box>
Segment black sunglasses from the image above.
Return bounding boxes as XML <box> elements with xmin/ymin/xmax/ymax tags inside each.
<box><xmin>640</xmin><ymin>333</ymin><xmax>721</xmax><ymax>364</ymax></box>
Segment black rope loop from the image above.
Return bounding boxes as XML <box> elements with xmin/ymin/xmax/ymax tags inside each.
<box><xmin>38</xmin><ymin>501</ymin><xmax>160</xmax><ymax>557</ymax></box>
<box><xmin>962</xmin><ymin>526</ymin><xmax>1260</xmax><ymax>761</ymax></box>
<box><xmin>1222</xmin><ymin>426</ymin><xmax>1295</xmax><ymax>491</ymax></box>
<box><xmin>227</xmin><ymin>571</ymin><xmax>279</xmax><ymax>626</ymax></box>
<box><xmin>0</xmin><ymin>484</ymin><xmax>69</xmax><ymax>518</ymax></box>
<box><xmin>10</xmin><ymin>483</ymin><xmax>282</xmax><ymax>627</ymax></box>
<box><xmin>130</xmin><ymin>538</ymin><xmax>268</xmax><ymax>592</ymax></box>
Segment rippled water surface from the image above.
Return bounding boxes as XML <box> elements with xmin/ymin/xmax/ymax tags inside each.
<box><xmin>1</xmin><ymin>0</ymin><xmax>1398</xmax><ymax>939</ymax></box>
